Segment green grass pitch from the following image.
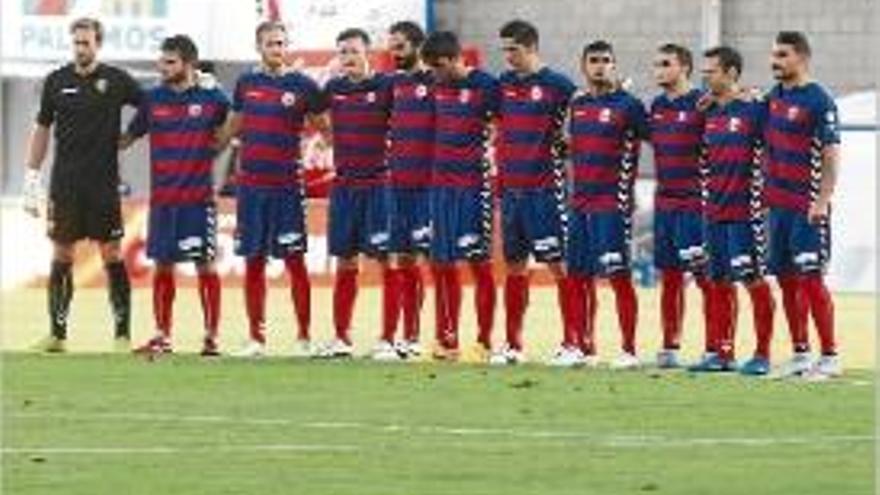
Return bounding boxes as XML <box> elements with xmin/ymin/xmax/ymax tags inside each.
<box><xmin>2</xmin><ymin>287</ymin><xmax>876</xmax><ymax>494</ymax></box>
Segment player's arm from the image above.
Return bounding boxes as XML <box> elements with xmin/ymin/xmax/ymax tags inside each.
<box><xmin>120</xmin><ymin>97</ymin><xmax>150</xmax><ymax>150</ymax></box>
<box><xmin>809</xmin><ymin>96</ymin><xmax>841</xmax><ymax>223</ymax></box>
<box><xmin>307</xmin><ymin>111</ymin><xmax>332</xmax><ymax>145</ymax></box>
<box><xmin>23</xmin><ymin>75</ymin><xmax>57</xmax><ymax>216</ymax></box>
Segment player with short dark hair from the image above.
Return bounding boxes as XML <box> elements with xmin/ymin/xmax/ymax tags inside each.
<box><xmin>421</xmin><ymin>31</ymin><xmax>500</xmax><ymax>361</ymax></box>
<box><xmin>373</xmin><ymin>20</ymin><xmax>433</xmax><ymax>360</ymax></box>
<box><xmin>23</xmin><ymin>17</ymin><xmax>142</xmax><ymax>353</ymax></box>
<box><xmin>311</xmin><ymin>27</ymin><xmax>395</xmax><ymax>359</ymax></box>
<box><xmin>121</xmin><ymin>34</ymin><xmax>228</xmax><ymax>356</ymax></box>
<box><xmin>688</xmin><ymin>46</ymin><xmax>776</xmax><ymax>375</ymax></box>
<box><xmin>765</xmin><ymin>31</ymin><xmax>842</xmax><ymax>378</ymax></box>
<box><xmin>492</xmin><ymin>20</ymin><xmax>577</xmax><ymax>365</ymax></box>
<box><xmin>648</xmin><ymin>42</ymin><xmax>713</xmax><ymax>368</ymax></box>
<box><xmin>223</xmin><ymin>21</ymin><xmax>325</xmax><ymax>358</ymax></box>
<box><xmin>556</xmin><ymin>40</ymin><xmax>647</xmax><ymax>369</ymax></box>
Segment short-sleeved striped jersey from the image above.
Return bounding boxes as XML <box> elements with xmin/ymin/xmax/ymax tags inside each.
<box><xmin>763</xmin><ymin>82</ymin><xmax>840</xmax><ymax>212</ymax></box>
<box><xmin>703</xmin><ymin>98</ymin><xmax>766</xmax><ymax>222</ymax></box>
<box><xmin>232</xmin><ymin>68</ymin><xmax>325</xmax><ymax>188</ymax></box>
<box><xmin>649</xmin><ymin>89</ymin><xmax>706</xmax><ymax>212</ymax></box>
<box><xmin>568</xmin><ymin>89</ymin><xmax>647</xmax><ymax>213</ymax></box>
<box><xmin>325</xmin><ymin>73</ymin><xmax>393</xmax><ymax>186</ymax></box>
<box><xmin>128</xmin><ymin>84</ymin><xmax>229</xmax><ymax>205</ymax></box>
<box><xmin>496</xmin><ymin>67</ymin><xmax>576</xmax><ymax>190</ymax></box>
<box><xmin>431</xmin><ymin>69</ymin><xmax>501</xmax><ymax>188</ymax></box>
<box><xmin>387</xmin><ymin>69</ymin><xmax>434</xmax><ymax>188</ymax></box>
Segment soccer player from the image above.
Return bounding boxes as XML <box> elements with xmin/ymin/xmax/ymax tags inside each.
<box><xmin>120</xmin><ymin>35</ymin><xmax>227</xmax><ymax>356</ymax></box>
<box><xmin>224</xmin><ymin>21</ymin><xmax>325</xmax><ymax>357</ymax></box>
<box><xmin>312</xmin><ymin>28</ymin><xmax>393</xmax><ymax>359</ymax></box>
<box><xmin>420</xmin><ymin>31</ymin><xmax>499</xmax><ymax>361</ymax></box>
<box><xmin>561</xmin><ymin>40</ymin><xmax>647</xmax><ymax>369</ymax></box>
<box><xmin>22</xmin><ymin>17</ymin><xmax>141</xmax><ymax>352</ymax></box>
<box><xmin>647</xmin><ymin>43</ymin><xmax>713</xmax><ymax>368</ymax></box>
<box><xmin>492</xmin><ymin>20</ymin><xmax>577</xmax><ymax>365</ymax></box>
<box><xmin>765</xmin><ymin>31</ymin><xmax>841</xmax><ymax>378</ymax></box>
<box><xmin>689</xmin><ymin>46</ymin><xmax>776</xmax><ymax>375</ymax></box>
<box><xmin>375</xmin><ymin>20</ymin><xmax>433</xmax><ymax>360</ymax></box>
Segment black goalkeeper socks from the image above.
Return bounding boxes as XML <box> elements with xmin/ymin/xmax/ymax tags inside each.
<box><xmin>105</xmin><ymin>261</ymin><xmax>131</xmax><ymax>339</ymax></box>
<box><xmin>48</xmin><ymin>260</ymin><xmax>73</xmax><ymax>339</ymax></box>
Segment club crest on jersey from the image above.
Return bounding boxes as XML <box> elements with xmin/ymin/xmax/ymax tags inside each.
<box><xmin>188</xmin><ymin>104</ymin><xmax>203</xmax><ymax>117</ymax></box>
<box><xmin>415</xmin><ymin>84</ymin><xmax>428</xmax><ymax>98</ymax></box>
<box><xmin>728</xmin><ymin>117</ymin><xmax>741</xmax><ymax>132</ymax></box>
<box><xmin>678</xmin><ymin>111</ymin><xmax>688</xmax><ymax>122</ymax></box>
<box><xmin>281</xmin><ymin>91</ymin><xmax>297</xmax><ymax>107</ymax></box>
<box><xmin>94</xmin><ymin>78</ymin><xmax>108</xmax><ymax>93</ymax></box>
<box><xmin>366</xmin><ymin>91</ymin><xmax>376</xmax><ymax>103</ymax></box>
<box><xmin>787</xmin><ymin>106</ymin><xmax>800</xmax><ymax>120</ymax></box>
<box><xmin>599</xmin><ymin>108</ymin><xmax>613</xmax><ymax>123</ymax></box>
<box><xmin>530</xmin><ymin>86</ymin><xmax>543</xmax><ymax>101</ymax></box>
<box><xmin>459</xmin><ymin>89</ymin><xmax>471</xmax><ymax>103</ymax></box>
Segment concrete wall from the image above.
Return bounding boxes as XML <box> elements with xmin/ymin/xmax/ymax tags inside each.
<box><xmin>434</xmin><ymin>0</ymin><xmax>876</xmax><ymax>95</ymax></box>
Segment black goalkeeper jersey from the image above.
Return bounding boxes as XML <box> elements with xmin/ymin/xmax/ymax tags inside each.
<box><xmin>36</xmin><ymin>63</ymin><xmax>142</xmax><ymax>195</ymax></box>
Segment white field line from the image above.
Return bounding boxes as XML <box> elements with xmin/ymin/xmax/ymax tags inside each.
<box><xmin>7</xmin><ymin>411</ymin><xmax>876</xmax><ymax>449</ymax></box>
<box><xmin>3</xmin><ymin>444</ymin><xmax>360</xmax><ymax>455</ymax></box>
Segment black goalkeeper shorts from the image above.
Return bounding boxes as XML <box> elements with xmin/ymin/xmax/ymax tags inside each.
<box><xmin>47</xmin><ymin>186</ymin><xmax>123</xmax><ymax>244</ymax></box>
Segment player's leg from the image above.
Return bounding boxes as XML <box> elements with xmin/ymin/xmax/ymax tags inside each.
<box><xmin>499</xmin><ymin>191</ymin><xmax>530</xmax><ymax>358</ymax></box>
<box><xmin>318</xmin><ymin>186</ymin><xmax>365</xmax><ymax>357</ymax></box>
<box><xmin>549</xmin><ymin>210</ymin><xmax>590</xmax><ymax>367</ymax></box>
<box><xmin>792</xmin><ymin>213</ymin><xmax>838</xmax><ymax>377</ymax></box>
<box><xmin>195</xmin><ymin>261</ymin><xmax>221</xmax><ymax>356</ymax></box>
<box><xmin>734</xmin><ymin>221</ymin><xmax>776</xmax><ymax>375</ymax></box>
<box><xmin>690</xmin><ymin>222</ymin><xmax>737</xmax><ymax>372</ymax></box>
<box><xmin>274</xmin><ymin>187</ymin><xmax>311</xmax><ymax>352</ymax></box>
<box><xmin>598</xmin><ymin>213</ymin><xmax>638</xmax><ymax>368</ymax></box>
<box><xmin>87</xmin><ymin>188</ymin><xmax>130</xmax><ymax>343</ymax></box>
<box><xmin>136</xmin><ymin>261</ymin><xmax>176</xmax><ymax>354</ymax></box>
<box><xmin>233</xmin><ymin>187</ymin><xmax>269</xmax><ymax>357</ymax></box>
<box><xmin>463</xmin><ymin>187</ymin><xmax>495</xmax><ymax>360</ymax></box>
<box><xmin>768</xmin><ymin>208</ymin><xmax>813</xmax><ymax>376</ymax></box>
<box><xmin>428</xmin><ymin>188</ymin><xmax>462</xmax><ymax>359</ymax></box>
<box><xmin>42</xmin><ymin>241</ymin><xmax>75</xmax><ymax>352</ymax></box>
<box><xmin>653</xmin><ymin>210</ymin><xmax>685</xmax><ymax>365</ymax></box>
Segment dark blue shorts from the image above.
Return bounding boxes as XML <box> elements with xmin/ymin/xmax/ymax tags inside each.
<box><xmin>328</xmin><ymin>184</ymin><xmax>390</xmax><ymax>259</ymax></box>
<box><xmin>501</xmin><ymin>189</ymin><xmax>565</xmax><ymax>263</ymax></box>
<box><xmin>706</xmin><ymin>220</ymin><xmax>767</xmax><ymax>282</ymax></box>
<box><xmin>653</xmin><ymin>209</ymin><xmax>707</xmax><ymax>271</ymax></box>
<box><xmin>388</xmin><ymin>187</ymin><xmax>432</xmax><ymax>255</ymax></box>
<box><xmin>235</xmin><ymin>186</ymin><xmax>306</xmax><ymax>259</ymax></box>
<box><xmin>429</xmin><ymin>187</ymin><xmax>492</xmax><ymax>263</ymax></box>
<box><xmin>767</xmin><ymin>208</ymin><xmax>831</xmax><ymax>275</ymax></box>
<box><xmin>148</xmin><ymin>203</ymin><xmax>217</xmax><ymax>264</ymax></box>
<box><xmin>566</xmin><ymin>210</ymin><xmax>632</xmax><ymax>277</ymax></box>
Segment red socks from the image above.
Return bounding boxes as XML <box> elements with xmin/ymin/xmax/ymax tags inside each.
<box><xmin>778</xmin><ymin>274</ymin><xmax>810</xmax><ymax>353</ymax></box>
<box><xmin>472</xmin><ymin>262</ymin><xmax>496</xmax><ymax>349</ymax></box>
<box><xmin>244</xmin><ymin>257</ymin><xmax>267</xmax><ymax>344</ymax></box>
<box><xmin>431</xmin><ymin>264</ymin><xmax>462</xmax><ymax>350</ymax></box>
<box><xmin>610</xmin><ymin>273</ymin><xmax>638</xmax><ymax>354</ymax></box>
<box><xmin>152</xmin><ymin>269</ymin><xmax>176</xmax><ymax>337</ymax></box>
<box><xmin>504</xmin><ymin>273</ymin><xmax>529</xmax><ymax>351</ymax></box>
<box><xmin>695</xmin><ymin>275</ymin><xmax>715</xmax><ymax>353</ymax></box>
<box><xmin>197</xmin><ymin>271</ymin><xmax>220</xmax><ymax>339</ymax></box>
<box><xmin>401</xmin><ymin>264</ymin><xmax>423</xmax><ymax>342</ymax></box>
<box><xmin>801</xmin><ymin>274</ymin><xmax>836</xmax><ymax>355</ymax></box>
<box><xmin>284</xmin><ymin>255</ymin><xmax>311</xmax><ymax>341</ymax></box>
<box><xmin>713</xmin><ymin>282</ymin><xmax>738</xmax><ymax>361</ymax></box>
<box><xmin>746</xmin><ymin>280</ymin><xmax>776</xmax><ymax>359</ymax></box>
<box><xmin>381</xmin><ymin>267</ymin><xmax>403</xmax><ymax>343</ymax></box>
<box><xmin>660</xmin><ymin>270</ymin><xmax>685</xmax><ymax>350</ymax></box>
<box><xmin>333</xmin><ymin>266</ymin><xmax>359</xmax><ymax>345</ymax></box>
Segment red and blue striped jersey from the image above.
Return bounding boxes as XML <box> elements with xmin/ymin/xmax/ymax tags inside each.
<box><xmin>388</xmin><ymin>69</ymin><xmax>434</xmax><ymax>188</ymax></box>
<box><xmin>649</xmin><ymin>89</ymin><xmax>706</xmax><ymax>212</ymax></box>
<box><xmin>128</xmin><ymin>84</ymin><xmax>229</xmax><ymax>206</ymax></box>
<box><xmin>497</xmin><ymin>67</ymin><xmax>576</xmax><ymax>190</ymax></box>
<box><xmin>703</xmin><ymin>98</ymin><xmax>766</xmax><ymax>222</ymax></box>
<box><xmin>325</xmin><ymin>73</ymin><xmax>392</xmax><ymax>186</ymax></box>
<box><xmin>568</xmin><ymin>89</ymin><xmax>647</xmax><ymax>213</ymax></box>
<box><xmin>431</xmin><ymin>69</ymin><xmax>501</xmax><ymax>188</ymax></box>
<box><xmin>763</xmin><ymin>82</ymin><xmax>839</xmax><ymax>212</ymax></box>
<box><xmin>232</xmin><ymin>68</ymin><xmax>325</xmax><ymax>189</ymax></box>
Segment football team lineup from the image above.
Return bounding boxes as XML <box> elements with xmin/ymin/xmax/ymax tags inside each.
<box><xmin>17</xmin><ymin>16</ymin><xmax>867</xmax><ymax>382</ymax></box>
